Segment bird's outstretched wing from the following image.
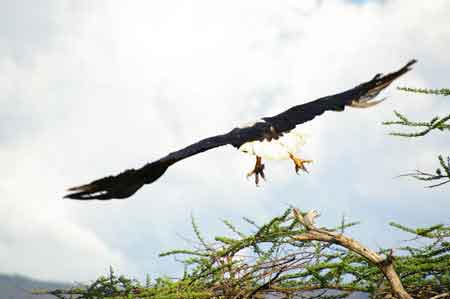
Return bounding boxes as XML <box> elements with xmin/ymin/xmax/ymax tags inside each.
<box><xmin>65</xmin><ymin>134</ymin><xmax>237</xmax><ymax>200</ymax></box>
<box><xmin>65</xmin><ymin>126</ymin><xmax>273</xmax><ymax>200</ymax></box>
<box><xmin>65</xmin><ymin>60</ymin><xmax>416</xmax><ymax>200</ymax></box>
<box><xmin>263</xmin><ymin>59</ymin><xmax>417</xmax><ymax>132</ymax></box>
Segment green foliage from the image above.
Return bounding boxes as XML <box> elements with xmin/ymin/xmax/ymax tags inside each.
<box><xmin>383</xmin><ymin>86</ymin><xmax>450</xmax><ymax>188</ymax></box>
<box><xmin>387</xmin><ymin>223</ymin><xmax>450</xmax><ymax>298</ymax></box>
<box><xmin>397</xmin><ymin>87</ymin><xmax>450</xmax><ymax>96</ymax></box>
<box><xmin>383</xmin><ymin>111</ymin><xmax>450</xmax><ymax>137</ymax></box>
<box><xmin>35</xmin><ymin>210</ymin><xmax>450</xmax><ymax>299</ymax></box>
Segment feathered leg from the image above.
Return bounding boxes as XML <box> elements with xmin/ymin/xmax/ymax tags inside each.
<box><xmin>247</xmin><ymin>156</ymin><xmax>265</xmax><ymax>186</ymax></box>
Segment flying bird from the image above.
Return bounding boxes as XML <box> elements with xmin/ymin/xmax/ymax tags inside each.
<box><xmin>65</xmin><ymin>60</ymin><xmax>417</xmax><ymax>200</ymax></box>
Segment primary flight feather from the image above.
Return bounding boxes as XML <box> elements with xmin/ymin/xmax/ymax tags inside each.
<box><xmin>65</xmin><ymin>60</ymin><xmax>417</xmax><ymax>200</ymax></box>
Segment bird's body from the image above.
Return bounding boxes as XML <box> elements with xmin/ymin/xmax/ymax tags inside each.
<box><xmin>238</xmin><ymin>122</ymin><xmax>306</xmax><ymax>161</ymax></box>
<box><xmin>65</xmin><ymin>60</ymin><xmax>417</xmax><ymax>200</ymax></box>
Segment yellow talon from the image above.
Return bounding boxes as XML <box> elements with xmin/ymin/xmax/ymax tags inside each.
<box><xmin>289</xmin><ymin>153</ymin><xmax>313</xmax><ymax>174</ymax></box>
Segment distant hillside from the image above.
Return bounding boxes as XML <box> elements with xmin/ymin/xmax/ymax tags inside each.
<box><xmin>0</xmin><ymin>273</ymin><xmax>71</xmax><ymax>299</ymax></box>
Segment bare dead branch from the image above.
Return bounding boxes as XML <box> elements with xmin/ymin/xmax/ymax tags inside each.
<box><xmin>292</xmin><ymin>209</ymin><xmax>413</xmax><ymax>299</ymax></box>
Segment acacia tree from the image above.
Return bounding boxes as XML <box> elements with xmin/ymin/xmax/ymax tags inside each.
<box><xmin>36</xmin><ymin>87</ymin><xmax>449</xmax><ymax>299</ymax></box>
<box><xmin>34</xmin><ymin>207</ymin><xmax>449</xmax><ymax>299</ymax></box>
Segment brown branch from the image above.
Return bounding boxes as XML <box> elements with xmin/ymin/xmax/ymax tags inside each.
<box><xmin>429</xmin><ymin>293</ymin><xmax>450</xmax><ymax>299</ymax></box>
<box><xmin>271</xmin><ymin>284</ymin><xmax>367</xmax><ymax>293</ymax></box>
<box><xmin>292</xmin><ymin>209</ymin><xmax>413</xmax><ymax>299</ymax></box>
<box><xmin>245</xmin><ymin>262</ymin><xmax>290</xmax><ymax>299</ymax></box>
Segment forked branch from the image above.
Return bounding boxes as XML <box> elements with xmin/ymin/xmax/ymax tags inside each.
<box><xmin>292</xmin><ymin>209</ymin><xmax>413</xmax><ymax>299</ymax></box>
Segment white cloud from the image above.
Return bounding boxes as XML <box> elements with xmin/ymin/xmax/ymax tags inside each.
<box><xmin>1</xmin><ymin>0</ymin><xmax>449</xmax><ymax>282</ymax></box>
<box><xmin>0</xmin><ymin>146</ymin><xmax>134</xmax><ymax>281</ymax></box>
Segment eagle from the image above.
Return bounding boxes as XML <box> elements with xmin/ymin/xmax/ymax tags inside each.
<box><xmin>65</xmin><ymin>60</ymin><xmax>416</xmax><ymax>200</ymax></box>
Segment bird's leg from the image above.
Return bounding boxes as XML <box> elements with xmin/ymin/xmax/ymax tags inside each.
<box><xmin>289</xmin><ymin>153</ymin><xmax>313</xmax><ymax>174</ymax></box>
<box><xmin>246</xmin><ymin>156</ymin><xmax>265</xmax><ymax>186</ymax></box>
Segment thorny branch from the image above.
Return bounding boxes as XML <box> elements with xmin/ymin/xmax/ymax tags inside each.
<box><xmin>383</xmin><ymin>111</ymin><xmax>450</xmax><ymax>138</ymax></box>
<box><xmin>397</xmin><ymin>87</ymin><xmax>450</xmax><ymax>97</ymax></box>
<box><xmin>383</xmin><ymin>86</ymin><xmax>449</xmax><ymax>188</ymax></box>
<box><xmin>396</xmin><ymin>155</ymin><xmax>450</xmax><ymax>188</ymax></box>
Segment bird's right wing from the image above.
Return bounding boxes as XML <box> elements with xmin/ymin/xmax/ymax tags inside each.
<box><xmin>64</xmin><ymin>134</ymin><xmax>231</xmax><ymax>200</ymax></box>
<box><xmin>64</xmin><ymin>126</ymin><xmax>270</xmax><ymax>200</ymax></box>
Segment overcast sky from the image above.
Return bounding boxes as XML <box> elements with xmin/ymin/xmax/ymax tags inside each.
<box><xmin>1</xmin><ymin>0</ymin><xmax>449</xmax><ymax>283</ymax></box>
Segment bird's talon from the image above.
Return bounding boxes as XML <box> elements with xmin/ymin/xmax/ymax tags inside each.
<box><xmin>247</xmin><ymin>156</ymin><xmax>265</xmax><ymax>186</ymax></box>
<box><xmin>290</xmin><ymin>154</ymin><xmax>313</xmax><ymax>174</ymax></box>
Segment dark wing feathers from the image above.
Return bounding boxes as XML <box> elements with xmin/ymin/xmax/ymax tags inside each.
<box><xmin>65</xmin><ymin>60</ymin><xmax>416</xmax><ymax>200</ymax></box>
<box><xmin>264</xmin><ymin>59</ymin><xmax>417</xmax><ymax>132</ymax></box>
<box><xmin>65</xmin><ymin>133</ymin><xmax>251</xmax><ymax>200</ymax></box>
<box><xmin>66</xmin><ymin>168</ymin><xmax>152</xmax><ymax>200</ymax></box>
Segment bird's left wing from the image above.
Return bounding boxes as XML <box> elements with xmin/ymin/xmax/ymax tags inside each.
<box><xmin>263</xmin><ymin>60</ymin><xmax>417</xmax><ymax>133</ymax></box>
<box><xmin>64</xmin><ymin>125</ymin><xmax>270</xmax><ymax>200</ymax></box>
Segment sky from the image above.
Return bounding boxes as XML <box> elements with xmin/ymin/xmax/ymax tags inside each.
<box><xmin>1</xmin><ymin>0</ymin><xmax>449</xmax><ymax>283</ymax></box>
